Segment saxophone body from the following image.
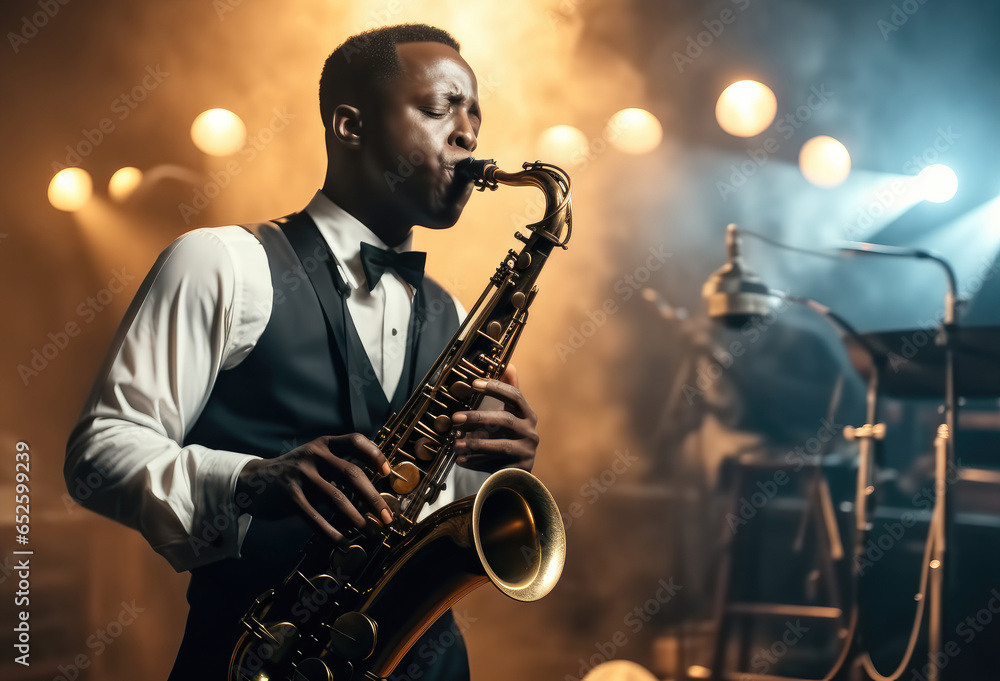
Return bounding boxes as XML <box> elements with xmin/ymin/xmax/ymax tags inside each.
<box><xmin>229</xmin><ymin>159</ymin><xmax>572</xmax><ymax>681</ymax></box>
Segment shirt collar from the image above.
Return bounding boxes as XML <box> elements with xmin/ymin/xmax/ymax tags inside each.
<box><xmin>303</xmin><ymin>189</ymin><xmax>415</xmax><ymax>292</ymax></box>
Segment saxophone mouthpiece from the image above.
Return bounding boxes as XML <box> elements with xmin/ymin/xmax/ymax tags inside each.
<box><xmin>455</xmin><ymin>157</ymin><xmax>498</xmax><ymax>191</ymax></box>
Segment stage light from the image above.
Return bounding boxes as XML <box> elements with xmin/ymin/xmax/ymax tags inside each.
<box><xmin>916</xmin><ymin>164</ymin><xmax>958</xmax><ymax>203</ymax></box>
<box><xmin>108</xmin><ymin>167</ymin><xmax>143</xmax><ymax>202</ymax></box>
<box><xmin>582</xmin><ymin>660</ymin><xmax>659</xmax><ymax>681</ymax></box>
<box><xmin>799</xmin><ymin>135</ymin><xmax>852</xmax><ymax>188</ymax></box>
<box><xmin>606</xmin><ymin>108</ymin><xmax>662</xmax><ymax>154</ymax></box>
<box><xmin>715</xmin><ymin>80</ymin><xmax>777</xmax><ymax>137</ymax></box>
<box><xmin>191</xmin><ymin>108</ymin><xmax>247</xmax><ymax>156</ymax></box>
<box><xmin>48</xmin><ymin>167</ymin><xmax>93</xmax><ymax>212</ymax></box>
<box><xmin>536</xmin><ymin>125</ymin><xmax>589</xmax><ymax>167</ymax></box>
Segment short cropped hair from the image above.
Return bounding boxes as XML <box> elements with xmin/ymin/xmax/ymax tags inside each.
<box><xmin>319</xmin><ymin>23</ymin><xmax>461</xmax><ymax>130</ymax></box>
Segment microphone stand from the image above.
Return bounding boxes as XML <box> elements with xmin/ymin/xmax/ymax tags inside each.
<box><xmin>841</xmin><ymin>243</ymin><xmax>960</xmax><ymax>681</ymax></box>
<box><xmin>761</xmin><ymin>292</ymin><xmax>882</xmax><ymax>681</ymax></box>
<box><xmin>703</xmin><ymin>225</ymin><xmax>960</xmax><ymax>681</ymax></box>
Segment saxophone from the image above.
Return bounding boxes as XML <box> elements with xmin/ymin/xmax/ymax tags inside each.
<box><xmin>229</xmin><ymin>158</ymin><xmax>572</xmax><ymax>681</ymax></box>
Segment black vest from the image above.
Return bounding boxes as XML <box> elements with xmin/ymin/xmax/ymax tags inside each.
<box><xmin>171</xmin><ymin>212</ymin><xmax>461</xmax><ymax>677</ymax></box>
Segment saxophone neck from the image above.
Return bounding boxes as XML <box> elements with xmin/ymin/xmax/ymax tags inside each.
<box><xmin>458</xmin><ymin>159</ymin><xmax>573</xmax><ymax>249</ymax></box>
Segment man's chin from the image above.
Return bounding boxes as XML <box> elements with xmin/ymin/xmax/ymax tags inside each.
<box><xmin>419</xmin><ymin>195</ymin><xmax>472</xmax><ymax>230</ymax></box>
<box><xmin>417</xmin><ymin>210</ymin><xmax>465</xmax><ymax>230</ymax></box>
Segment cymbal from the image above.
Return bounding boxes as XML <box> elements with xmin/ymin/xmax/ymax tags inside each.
<box><xmin>844</xmin><ymin>327</ymin><xmax>1000</xmax><ymax>398</ymax></box>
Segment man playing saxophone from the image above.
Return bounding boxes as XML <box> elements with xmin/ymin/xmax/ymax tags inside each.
<box><xmin>64</xmin><ymin>23</ymin><xmax>540</xmax><ymax>681</ymax></box>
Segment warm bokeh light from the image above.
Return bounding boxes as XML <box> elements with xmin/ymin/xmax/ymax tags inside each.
<box><xmin>191</xmin><ymin>108</ymin><xmax>247</xmax><ymax>156</ymax></box>
<box><xmin>715</xmin><ymin>80</ymin><xmax>778</xmax><ymax>137</ymax></box>
<box><xmin>582</xmin><ymin>660</ymin><xmax>660</xmax><ymax>681</ymax></box>
<box><xmin>108</xmin><ymin>167</ymin><xmax>143</xmax><ymax>202</ymax></box>
<box><xmin>48</xmin><ymin>167</ymin><xmax>93</xmax><ymax>212</ymax></box>
<box><xmin>799</xmin><ymin>135</ymin><xmax>852</xmax><ymax>187</ymax></box>
<box><xmin>917</xmin><ymin>164</ymin><xmax>958</xmax><ymax>203</ymax></box>
<box><xmin>536</xmin><ymin>124</ymin><xmax>590</xmax><ymax>167</ymax></box>
<box><xmin>606</xmin><ymin>108</ymin><xmax>663</xmax><ymax>154</ymax></box>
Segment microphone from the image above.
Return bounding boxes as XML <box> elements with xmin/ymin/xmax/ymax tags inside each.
<box><xmin>701</xmin><ymin>223</ymin><xmax>779</xmax><ymax>327</ymax></box>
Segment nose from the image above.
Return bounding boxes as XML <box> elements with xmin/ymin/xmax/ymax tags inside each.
<box><xmin>449</xmin><ymin>112</ymin><xmax>477</xmax><ymax>152</ymax></box>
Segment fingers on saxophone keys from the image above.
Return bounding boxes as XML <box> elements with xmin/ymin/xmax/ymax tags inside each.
<box><xmin>457</xmin><ymin>433</ymin><xmax>517</xmax><ymax>455</ymax></box>
<box><xmin>346</xmin><ymin>433</ymin><xmax>392</xmax><ymax>477</ymax></box>
<box><xmin>471</xmin><ymin>379</ymin><xmax>532</xmax><ymax>419</ymax></box>
<box><xmin>303</xmin><ymin>467</ymin><xmax>366</xmax><ymax>529</ymax></box>
<box><xmin>455</xmin><ymin>454</ymin><xmax>490</xmax><ymax>471</ymax></box>
<box><xmin>453</xmin><ymin>410</ymin><xmax>522</xmax><ymax>438</ymax></box>
<box><xmin>331</xmin><ymin>458</ymin><xmax>394</xmax><ymax>525</ymax></box>
<box><xmin>288</xmin><ymin>480</ymin><xmax>347</xmax><ymax>543</ymax></box>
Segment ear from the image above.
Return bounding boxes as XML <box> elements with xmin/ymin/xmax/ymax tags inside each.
<box><xmin>332</xmin><ymin>104</ymin><xmax>362</xmax><ymax>148</ymax></box>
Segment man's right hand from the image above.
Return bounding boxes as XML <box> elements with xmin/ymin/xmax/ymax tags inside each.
<box><xmin>235</xmin><ymin>434</ymin><xmax>395</xmax><ymax>543</ymax></box>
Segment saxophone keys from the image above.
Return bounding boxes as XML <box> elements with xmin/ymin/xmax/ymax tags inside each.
<box><xmin>449</xmin><ymin>380</ymin><xmax>473</xmax><ymax>402</ymax></box>
<box><xmin>432</xmin><ymin>415</ymin><xmax>452</xmax><ymax>434</ymax></box>
<box><xmin>486</xmin><ymin>320</ymin><xmax>503</xmax><ymax>340</ymax></box>
<box><xmin>326</xmin><ymin>611</ymin><xmax>378</xmax><ymax>661</ymax></box>
<box><xmin>516</xmin><ymin>252</ymin><xmax>531</xmax><ymax>270</ymax></box>
<box><xmin>413</xmin><ymin>437</ymin><xmax>437</xmax><ymax>461</ymax></box>
<box><xmin>380</xmin><ymin>492</ymin><xmax>401</xmax><ymax>513</ymax></box>
<box><xmin>329</xmin><ymin>545</ymin><xmax>367</xmax><ymax>576</ymax></box>
<box><xmin>390</xmin><ymin>461</ymin><xmax>422</xmax><ymax>495</ymax></box>
<box><xmin>290</xmin><ymin>657</ymin><xmax>336</xmax><ymax>681</ymax></box>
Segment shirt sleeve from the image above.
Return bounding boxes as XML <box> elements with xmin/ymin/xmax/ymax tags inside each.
<box><xmin>64</xmin><ymin>226</ymin><xmax>271</xmax><ymax>572</ymax></box>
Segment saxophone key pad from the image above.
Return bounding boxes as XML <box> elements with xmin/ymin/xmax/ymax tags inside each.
<box><xmin>432</xmin><ymin>415</ymin><xmax>452</xmax><ymax>434</ymax></box>
<box><xmin>413</xmin><ymin>437</ymin><xmax>437</xmax><ymax>461</ymax></box>
<box><xmin>449</xmin><ymin>380</ymin><xmax>473</xmax><ymax>402</ymax></box>
<box><xmin>329</xmin><ymin>546</ymin><xmax>367</xmax><ymax>576</ymax></box>
<box><xmin>390</xmin><ymin>461</ymin><xmax>422</xmax><ymax>495</ymax></box>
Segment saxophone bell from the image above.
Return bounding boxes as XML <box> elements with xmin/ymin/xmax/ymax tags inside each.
<box><xmin>229</xmin><ymin>157</ymin><xmax>571</xmax><ymax>681</ymax></box>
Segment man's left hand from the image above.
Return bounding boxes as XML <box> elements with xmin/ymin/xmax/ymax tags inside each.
<box><xmin>452</xmin><ymin>363</ymin><xmax>537</xmax><ymax>473</ymax></box>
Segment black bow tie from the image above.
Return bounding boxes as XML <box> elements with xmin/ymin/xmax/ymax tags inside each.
<box><xmin>359</xmin><ymin>242</ymin><xmax>426</xmax><ymax>292</ymax></box>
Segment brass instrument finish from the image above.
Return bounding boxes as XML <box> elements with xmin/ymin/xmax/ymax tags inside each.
<box><xmin>229</xmin><ymin>159</ymin><xmax>571</xmax><ymax>681</ymax></box>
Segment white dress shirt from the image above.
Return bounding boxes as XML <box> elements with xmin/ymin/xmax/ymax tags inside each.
<box><xmin>65</xmin><ymin>190</ymin><xmax>486</xmax><ymax>572</ymax></box>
